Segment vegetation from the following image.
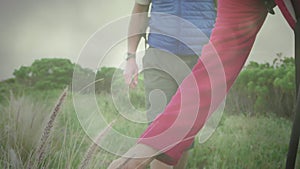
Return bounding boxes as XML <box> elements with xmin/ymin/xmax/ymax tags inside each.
<box><xmin>0</xmin><ymin>58</ymin><xmax>125</xmax><ymax>102</ymax></box>
<box><xmin>0</xmin><ymin>55</ymin><xmax>299</xmax><ymax>168</ymax></box>
<box><xmin>191</xmin><ymin>114</ymin><xmax>298</xmax><ymax>168</ymax></box>
<box><xmin>0</xmin><ymin>90</ymin><xmax>299</xmax><ymax>168</ymax></box>
<box><xmin>1</xmin><ymin>56</ymin><xmax>296</xmax><ymax>118</ymax></box>
<box><xmin>226</xmin><ymin>54</ymin><xmax>296</xmax><ymax>118</ymax></box>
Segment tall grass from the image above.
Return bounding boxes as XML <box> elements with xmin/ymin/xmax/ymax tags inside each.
<box><xmin>28</xmin><ymin>87</ymin><xmax>68</xmax><ymax>169</ymax></box>
<box><xmin>0</xmin><ymin>90</ymin><xmax>299</xmax><ymax>169</ymax></box>
<box><xmin>0</xmin><ymin>92</ymin><xmax>53</xmax><ymax>168</ymax></box>
<box><xmin>0</xmin><ymin>89</ymin><xmax>71</xmax><ymax>169</ymax></box>
<box><xmin>189</xmin><ymin>114</ymin><xmax>300</xmax><ymax>169</ymax></box>
<box><xmin>79</xmin><ymin>120</ymin><xmax>115</xmax><ymax>169</ymax></box>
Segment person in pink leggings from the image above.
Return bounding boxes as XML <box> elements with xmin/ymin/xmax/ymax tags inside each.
<box><xmin>108</xmin><ymin>0</ymin><xmax>298</xmax><ymax>168</ymax></box>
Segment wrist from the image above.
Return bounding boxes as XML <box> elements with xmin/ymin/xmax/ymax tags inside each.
<box><xmin>125</xmin><ymin>52</ymin><xmax>136</xmax><ymax>61</ymax></box>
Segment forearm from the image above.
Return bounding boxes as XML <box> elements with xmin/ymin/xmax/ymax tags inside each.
<box><xmin>107</xmin><ymin>144</ymin><xmax>158</xmax><ymax>169</ymax></box>
<box><xmin>128</xmin><ymin>3</ymin><xmax>149</xmax><ymax>54</ymax></box>
<box><xmin>124</xmin><ymin>3</ymin><xmax>149</xmax><ymax>88</ymax></box>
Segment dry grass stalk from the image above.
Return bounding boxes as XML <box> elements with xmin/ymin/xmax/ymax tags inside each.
<box><xmin>79</xmin><ymin>120</ymin><xmax>116</xmax><ymax>169</ymax></box>
<box><xmin>27</xmin><ymin>87</ymin><xmax>68</xmax><ymax>169</ymax></box>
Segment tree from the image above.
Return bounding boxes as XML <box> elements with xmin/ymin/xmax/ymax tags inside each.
<box><xmin>95</xmin><ymin>67</ymin><xmax>123</xmax><ymax>93</ymax></box>
<box><xmin>13</xmin><ymin>58</ymin><xmax>75</xmax><ymax>90</ymax></box>
<box><xmin>13</xmin><ymin>66</ymin><xmax>32</xmax><ymax>86</ymax></box>
<box><xmin>30</xmin><ymin>58</ymin><xmax>74</xmax><ymax>90</ymax></box>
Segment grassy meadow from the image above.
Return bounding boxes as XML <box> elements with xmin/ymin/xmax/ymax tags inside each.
<box><xmin>0</xmin><ymin>89</ymin><xmax>299</xmax><ymax>169</ymax></box>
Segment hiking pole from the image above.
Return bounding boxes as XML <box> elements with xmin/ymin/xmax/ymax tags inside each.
<box><xmin>286</xmin><ymin>16</ymin><xmax>300</xmax><ymax>169</ymax></box>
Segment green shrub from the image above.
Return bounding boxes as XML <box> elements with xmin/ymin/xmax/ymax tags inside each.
<box><xmin>225</xmin><ymin>55</ymin><xmax>296</xmax><ymax>118</ymax></box>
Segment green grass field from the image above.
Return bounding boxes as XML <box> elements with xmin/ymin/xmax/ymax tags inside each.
<box><xmin>0</xmin><ymin>90</ymin><xmax>299</xmax><ymax>169</ymax></box>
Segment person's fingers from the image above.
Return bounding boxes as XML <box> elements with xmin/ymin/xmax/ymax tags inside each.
<box><xmin>129</xmin><ymin>72</ymin><xmax>138</xmax><ymax>88</ymax></box>
<box><xmin>123</xmin><ymin>73</ymin><xmax>132</xmax><ymax>85</ymax></box>
<box><xmin>124</xmin><ymin>61</ymin><xmax>139</xmax><ymax>88</ymax></box>
<box><xmin>129</xmin><ymin>82</ymin><xmax>136</xmax><ymax>89</ymax></box>
<box><xmin>123</xmin><ymin>70</ymin><xmax>138</xmax><ymax>87</ymax></box>
<box><xmin>133</xmin><ymin>73</ymin><xmax>138</xmax><ymax>85</ymax></box>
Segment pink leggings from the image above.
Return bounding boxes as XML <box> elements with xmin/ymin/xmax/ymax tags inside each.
<box><xmin>139</xmin><ymin>0</ymin><xmax>269</xmax><ymax>165</ymax></box>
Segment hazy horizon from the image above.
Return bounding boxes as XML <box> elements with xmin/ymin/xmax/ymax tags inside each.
<box><xmin>0</xmin><ymin>1</ymin><xmax>294</xmax><ymax>80</ymax></box>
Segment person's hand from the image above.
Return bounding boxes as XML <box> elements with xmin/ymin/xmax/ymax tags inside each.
<box><xmin>123</xmin><ymin>58</ymin><xmax>139</xmax><ymax>88</ymax></box>
<box><xmin>107</xmin><ymin>157</ymin><xmax>150</xmax><ymax>169</ymax></box>
<box><xmin>107</xmin><ymin>144</ymin><xmax>158</xmax><ymax>169</ymax></box>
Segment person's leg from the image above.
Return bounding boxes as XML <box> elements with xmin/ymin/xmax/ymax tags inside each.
<box><xmin>144</xmin><ymin>67</ymin><xmax>178</xmax><ymax>122</ymax></box>
<box><xmin>172</xmin><ymin>56</ymin><xmax>198</xmax><ymax>169</ymax></box>
<box><xmin>143</xmin><ymin>51</ymin><xmax>179</xmax><ymax>169</ymax></box>
<box><xmin>173</xmin><ymin>151</ymin><xmax>189</xmax><ymax>169</ymax></box>
<box><xmin>143</xmin><ymin>48</ymin><xmax>197</xmax><ymax>168</ymax></box>
<box><xmin>150</xmin><ymin>150</ymin><xmax>189</xmax><ymax>169</ymax></box>
<box><xmin>143</xmin><ymin>48</ymin><xmax>197</xmax><ymax>123</ymax></box>
<box><xmin>139</xmin><ymin>0</ymin><xmax>269</xmax><ymax>165</ymax></box>
<box><xmin>292</xmin><ymin>0</ymin><xmax>300</xmax><ymax>17</ymax></box>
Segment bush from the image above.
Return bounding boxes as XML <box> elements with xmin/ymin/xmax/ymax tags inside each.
<box><xmin>225</xmin><ymin>55</ymin><xmax>296</xmax><ymax>118</ymax></box>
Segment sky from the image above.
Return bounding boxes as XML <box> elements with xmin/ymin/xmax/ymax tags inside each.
<box><xmin>0</xmin><ymin>1</ymin><xmax>295</xmax><ymax>80</ymax></box>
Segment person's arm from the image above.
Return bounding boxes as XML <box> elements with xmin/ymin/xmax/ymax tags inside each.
<box><xmin>124</xmin><ymin>2</ymin><xmax>149</xmax><ymax>88</ymax></box>
<box><xmin>107</xmin><ymin>144</ymin><xmax>157</xmax><ymax>169</ymax></box>
<box><xmin>138</xmin><ymin>0</ymin><xmax>269</xmax><ymax>165</ymax></box>
<box><xmin>109</xmin><ymin>0</ymin><xmax>269</xmax><ymax>168</ymax></box>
